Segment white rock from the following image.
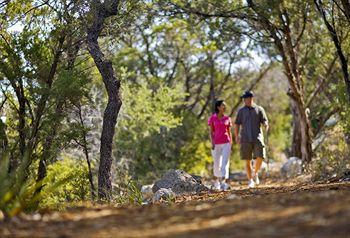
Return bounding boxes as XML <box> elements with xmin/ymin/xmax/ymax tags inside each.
<box><xmin>141</xmin><ymin>184</ymin><xmax>154</xmax><ymax>200</ymax></box>
<box><xmin>281</xmin><ymin>157</ymin><xmax>302</xmax><ymax>178</ymax></box>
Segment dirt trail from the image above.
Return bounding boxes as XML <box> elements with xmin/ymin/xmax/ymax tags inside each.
<box><xmin>1</xmin><ymin>182</ymin><xmax>350</xmax><ymax>238</ymax></box>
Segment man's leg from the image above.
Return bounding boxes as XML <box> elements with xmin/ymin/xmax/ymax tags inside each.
<box><xmin>252</xmin><ymin>142</ymin><xmax>266</xmax><ymax>185</ymax></box>
<box><xmin>254</xmin><ymin>157</ymin><xmax>263</xmax><ymax>176</ymax></box>
<box><xmin>246</xmin><ymin>160</ymin><xmax>253</xmax><ymax>180</ymax></box>
<box><xmin>241</xmin><ymin>143</ymin><xmax>253</xmax><ymax>180</ymax></box>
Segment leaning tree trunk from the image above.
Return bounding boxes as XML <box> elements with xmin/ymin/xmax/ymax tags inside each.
<box><xmin>282</xmin><ymin>9</ymin><xmax>313</xmax><ymax>163</ymax></box>
<box><xmin>283</xmin><ymin>57</ymin><xmax>313</xmax><ymax>163</ymax></box>
<box><xmin>247</xmin><ymin>0</ymin><xmax>314</xmax><ymax>163</ymax></box>
<box><xmin>86</xmin><ymin>0</ymin><xmax>122</xmax><ymax>200</ymax></box>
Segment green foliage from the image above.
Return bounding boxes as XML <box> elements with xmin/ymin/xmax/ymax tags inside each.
<box><xmin>113</xmin><ymin>78</ymin><xmax>187</xmax><ymax>183</ymax></box>
<box><xmin>39</xmin><ymin>157</ymin><xmax>91</xmax><ymax>210</ymax></box>
<box><xmin>119</xmin><ymin>81</ymin><xmax>185</xmax><ymax>134</ymax></box>
<box><xmin>0</xmin><ymin>153</ymin><xmax>71</xmax><ymax>217</ymax></box>
<box><xmin>114</xmin><ymin>180</ymin><xmax>143</xmax><ymax>205</ymax></box>
<box><xmin>51</xmin><ymin>69</ymin><xmax>91</xmax><ymax>104</ymax></box>
<box><xmin>178</xmin><ymin>112</ymin><xmax>215</xmax><ymax>176</ymax></box>
<box><xmin>180</xmin><ymin>141</ymin><xmax>212</xmax><ymax>176</ymax></box>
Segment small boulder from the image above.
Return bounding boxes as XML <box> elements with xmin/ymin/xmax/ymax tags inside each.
<box><xmin>190</xmin><ymin>174</ymin><xmax>202</xmax><ymax>184</ymax></box>
<box><xmin>152</xmin><ymin>169</ymin><xmax>208</xmax><ymax>195</ymax></box>
<box><xmin>152</xmin><ymin>188</ymin><xmax>175</xmax><ymax>202</ymax></box>
<box><xmin>281</xmin><ymin>157</ymin><xmax>302</xmax><ymax>178</ymax></box>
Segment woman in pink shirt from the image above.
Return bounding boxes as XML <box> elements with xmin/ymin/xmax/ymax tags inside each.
<box><xmin>208</xmin><ymin>100</ymin><xmax>232</xmax><ymax>190</ymax></box>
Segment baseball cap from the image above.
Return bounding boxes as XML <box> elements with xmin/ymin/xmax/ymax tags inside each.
<box><xmin>241</xmin><ymin>91</ymin><xmax>254</xmax><ymax>98</ymax></box>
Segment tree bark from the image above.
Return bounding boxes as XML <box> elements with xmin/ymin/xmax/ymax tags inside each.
<box><xmin>247</xmin><ymin>0</ymin><xmax>313</xmax><ymax>163</ymax></box>
<box><xmin>0</xmin><ymin>119</ymin><xmax>8</xmax><ymax>157</ymax></box>
<box><xmin>291</xmin><ymin>100</ymin><xmax>302</xmax><ymax>158</ymax></box>
<box><xmin>86</xmin><ymin>0</ymin><xmax>122</xmax><ymax>200</ymax></box>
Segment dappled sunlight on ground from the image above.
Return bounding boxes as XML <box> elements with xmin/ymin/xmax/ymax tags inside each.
<box><xmin>1</xmin><ymin>182</ymin><xmax>349</xmax><ymax>238</ymax></box>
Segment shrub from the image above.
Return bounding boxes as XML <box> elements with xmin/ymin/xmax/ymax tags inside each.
<box><xmin>309</xmin><ymin>126</ymin><xmax>350</xmax><ymax>181</ymax></box>
<box><xmin>39</xmin><ymin>157</ymin><xmax>91</xmax><ymax>210</ymax></box>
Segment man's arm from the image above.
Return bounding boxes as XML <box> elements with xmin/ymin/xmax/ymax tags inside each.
<box><xmin>263</xmin><ymin>122</ymin><xmax>269</xmax><ymax>132</ymax></box>
<box><xmin>260</xmin><ymin>107</ymin><xmax>269</xmax><ymax>132</ymax></box>
<box><xmin>234</xmin><ymin>124</ymin><xmax>240</xmax><ymax>144</ymax></box>
<box><xmin>234</xmin><ymin>109</ymin><xmax>242</xmax><ymax>144</ymax></box>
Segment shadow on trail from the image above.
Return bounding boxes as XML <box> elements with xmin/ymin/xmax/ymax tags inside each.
<box><xmin>1</xmin><ymin>182</ymin><xmax>349</xmax><ymax>238</ymax></box>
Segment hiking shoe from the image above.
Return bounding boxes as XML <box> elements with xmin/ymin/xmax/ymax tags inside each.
<box><xmin>221</xmin><ymin>182</ymin><xmax>230</xmax><ymax>191</ymax></box>
<box><xmin>254</xmin><ymin>174</ymin><xmax>260</xmax><ymax>185</ymax></box>
<box><xmin>248</xmin><ymin>179</ymin><xmax>255</xmax><ymax>188</ymax></box>
<box><xmin>213</xmin><ymin>181</ymin><xmax>221</xmax><ymax>190</ymax></box>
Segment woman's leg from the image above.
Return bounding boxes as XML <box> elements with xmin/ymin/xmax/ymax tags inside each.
<box><xmin>221</xmin><ymin>143</ymin><xmax>232</xmax><ymax>179</ymax></box>
<box><xmin>212</xmin><ymin>144</ymin><xmax>223</xmax><ymax>178</ymax></box>
<box><xmin>212</xmin><ymin>144</ymin><xmax>223</xmax><ymax>189</ymax></box>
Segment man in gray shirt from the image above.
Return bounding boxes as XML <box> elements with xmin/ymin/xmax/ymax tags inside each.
<box><xmin>234</xmin><ymin>91</ymin><xmax>269</xmax><ymax>188</ymax></box>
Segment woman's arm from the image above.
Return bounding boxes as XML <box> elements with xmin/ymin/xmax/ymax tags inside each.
<box><xmin>209</xmin><ymin>125</ymin><xmax>215</xmax><ymax>149</ymax></box>
<box><xmin>228</xmin><ymin>118</ymin><xmax>233</xmax><ymax>144</ymax></box>
<box><xmin>228</xmin><ymin>127</ymin><xmax>233</xmax><ymax>144</ymax></box>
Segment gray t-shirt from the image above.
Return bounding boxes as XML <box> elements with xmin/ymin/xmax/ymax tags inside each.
<box><xmin>235</xmin><ymin>104</ymin><xmax>268</xmax><ymax>144</ymax></box>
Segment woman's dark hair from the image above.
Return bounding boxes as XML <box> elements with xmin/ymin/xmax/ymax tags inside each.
<box><xmin>214</xmin><ymin>100</ymin><xmax>224</xmax><ymax>113</ymax></box>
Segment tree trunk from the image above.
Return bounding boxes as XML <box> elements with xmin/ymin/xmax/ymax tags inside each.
<box><xmin>77</xmin><ymin>103</ymin><xmax>96</xmax><ymax>200</ymax></box>
<box><xmin>287</xmin><ymin>84</ymin><xmax>313</xmax><ymax>163</ymax></box>
<box><xmin>280</xmin><ymin>6</ymin><xmax>313</xmax><ymax>163</ymax></box>
<box><xmin>0</xmin><ymin>119</ymin><xmax>8</xmax><ymax>157</ymax></box>
<box><xmin>9</xmin><ymin>94</ymin><xmax>25</xmax><ymax>172</ymax></box>
<box><xmin>284</xmin><ymin>64</ymin><xmax>313</xmax><ymax>163</ymax></box>
<box><xmin>247</xmin><ymin>0</ymin><xmax>313</xmax><ymax>163</ymax></box>
<box><xmin>7</xmin><ymin>79</ymin><xmax>26</xmax><ymax>172</ymax></box>
<box><xmin>86</xmin><ymin>0</ymin><xmax>122</xmax><ymax>200</ymax></box>
<box><xmin>291</xmin><ymin>100</ymin><xmax>302</xmax><ymax>158</ymax></box>
<box><xmin>35</xmin><ymin>101</ymin><xmax>64</xmax><ymax>195</ymax></box>
<box><xmin>18</xmin><ymin>94</ymin><xmax>26</xmax><ymax>156</ymax></box>
<box><xmin>83</xmin><ymin>135</ymin><xmax>96</xmax><ymax>200</ymax></box>
<box><xmin>198</xmin><ymin>56</ymin><xmax>215</xmax><ymax>118</ymax></box>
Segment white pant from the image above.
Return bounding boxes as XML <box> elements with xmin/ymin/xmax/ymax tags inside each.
<box><xmin>211</xmin><ymin>143</ymin><xmax>231</xmax><ymax>179</ymax></box>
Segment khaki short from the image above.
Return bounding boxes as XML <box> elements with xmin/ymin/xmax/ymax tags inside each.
<box><xmin>240</xmin><ymin>142</ymin><xmax>266</xmax><ymax>160</ymax></box>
